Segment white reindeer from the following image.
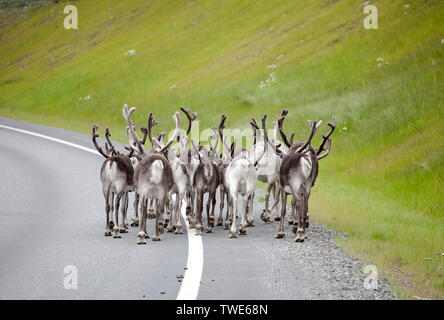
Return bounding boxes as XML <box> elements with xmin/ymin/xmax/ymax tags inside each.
<box><xmin>222</xmin><ymin>115</ymin><xmax>267</xmax><ymax>238</ymax></box>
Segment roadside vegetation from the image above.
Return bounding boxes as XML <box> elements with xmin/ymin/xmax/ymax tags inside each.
<box><xmin>0</xmin><ymin>0</ymin><xmax>442</xmax><ymax>299</ymax></box>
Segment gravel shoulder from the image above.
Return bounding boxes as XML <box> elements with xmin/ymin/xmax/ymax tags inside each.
<box><xmin>256</xmin><ymin>187</ymin><xmax>394</xmax><ymax>300</ymax></box>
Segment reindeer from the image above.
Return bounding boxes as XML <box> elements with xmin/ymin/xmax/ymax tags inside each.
<box><xmin>121</xmin><ymin>125</ymin><xmax>149</xmax><ymax>228</ymax></box>
<box><xmin>221</xmin><ymin>115</ymin><xmax>267</xmax><ymax>238</ymax></box>
<box><xmin>122</xmin><ymin>104</ymin><xmax>180</xmax><ymax>244</ymax></box>
<box><xmin>215</xmin><ymin>114</ymin><xmax>231</xmax><ymax>228</ymax></box>
<box><xmin>151</xmin><ymin>128</ymin><xmax>190</xmax><ymax>235</ymax></box>
<box><xmin>275</xmin><ymin>110</ymin><xmax>336</xmax><ymax>242</ymax></box>
<box><xmin>190</xmin><ymin>127</ymin><xmax>220</xmax><ymax>235</ymax></box>
<box><xmin>250</xmin><ymin>116</ymin><xmax>287</xmax><ymax>223</ymax></box>
<box><xmin>92</xmin><ymin>125</ymin><xmax>134</xmax><ymax>238</ymax></box>
<box><xmin>166</xmin><ymin>141</ymin><xmax>189</xmax><ymax>235</ymax></box>
<box><xmin>178</xmin><ymin>107</ymin><xmax>203</xmax><ymax>228</ymax></box>
<box><xmin>216</xmin><ymin>115</ymin><xmax>253</xmax><ymax>230</ymax></box>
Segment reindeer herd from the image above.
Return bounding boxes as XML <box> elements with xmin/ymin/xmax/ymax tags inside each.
<box><xmin>92</xmin><ymin>105</ymin><xmax>336</xmax><ymax>244</ymax></box>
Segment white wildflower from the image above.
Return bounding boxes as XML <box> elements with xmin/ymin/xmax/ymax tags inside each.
<box><xmin>124</xmin><ymin>49</ymin><xmax>136</xmax><ymax>56</ymax></box>
<box><xmin>267</xmin><ymin>64</ymin><xmax>277</xmax><ymax>69</ymax></box>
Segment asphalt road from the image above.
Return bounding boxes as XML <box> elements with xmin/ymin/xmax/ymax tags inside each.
<box><xmin>0</xmin><ymin>117</ymin><xmax>313</xmax><ymax>300</ymax></box>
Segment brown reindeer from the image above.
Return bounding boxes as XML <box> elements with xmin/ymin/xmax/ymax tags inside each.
<box><xmin>122</xmin><ymin>104</ymin><xmax>180</xmax><ymax>244</ymax></box>
<box><xmin>92</xmin><ymin>126</ymin><xmax>134</xmax><ymax>238</ymax></box>
<box><xmin>190</xmin><ymin>129</ymin><xmax>220</xmax><ymax>235</ymax></box>
<box><xmin>276</xmin><ymin>110</ymin><xmax>336</xmax><ymax>242</ymax></box>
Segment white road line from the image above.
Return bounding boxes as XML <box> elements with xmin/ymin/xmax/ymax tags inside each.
<box><xmin>177</xmin><ymin>201</ymin><xmax>204</xmax><ymax>300</ymax></box>
<box><xmin>0</xmin><ymin>125</ymin><xmax>100</xmax><ymax>155</ymax></box>
<box><xmin>0</xmin><ymin>123</ymin><xmax>204</xmax><ymax>300</ymax></box>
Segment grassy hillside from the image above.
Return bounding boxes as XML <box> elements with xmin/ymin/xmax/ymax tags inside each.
<box><xmin>0</xmin><ymin>0</ymin><xmax>442</xmax><ymax>299</ymax></box>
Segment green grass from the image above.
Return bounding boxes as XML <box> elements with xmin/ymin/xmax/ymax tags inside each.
<box><xmin>0</xmin><ymin>0</ymin><xmax>443</xmax><ymax>299</ymax></box>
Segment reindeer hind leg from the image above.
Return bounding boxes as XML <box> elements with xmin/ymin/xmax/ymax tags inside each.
<box><xmin>103</xmin><ymin>187</ymin><xmax>112</xmax><ymax>236</ymax></box>
<box><xmin>113</xmin><ymin>193</ymin><xmax>122</xmax><ymax>238</ymax></box>
<box><xmin>275</xmin><ymin>191</ymin><xmax>287</xmax><ymax>238</ymax></box>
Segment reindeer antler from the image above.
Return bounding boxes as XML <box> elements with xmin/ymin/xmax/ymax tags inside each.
<box><xmin>295</xmin><ymin>120</ymin><xmax>317</xmax><ymax>153</ymax></box>
<box><xmin>92</xmin><ymin>125</ymin><xmax>111</xmax><ymax>159</ymax></box>
<box><xmin>222</xmin><ymin>136</ymin><xmax>233</xmax><ymax>161</ymax></box>
<box><xmin>122</xmin><ymin>104</ymin><xmax>146</xmax><ymax>155</ymax></box>
<box><xmin>208</xmin><ymin>127</ymin><xmax>219</xmax><ymax>161</ymax></box>
<box><xmin>218</xmin><ymin>114</ymin><xmax>227</xmax><ymax>140</ymax></box>
<box><xmin>277</xmin><ymin>109</ymin><xmax>294</xmax><ymax>148</ymax></box>
<box><xmin>316</xmin><ymin>116</ymin><xmax>336</xmax><ymax>160</ymax></box>
<box><xmin>180</xmin><ymin>107</ymin><xmax>197</xmax><ymax>136</ymax></box>
<box><xmin>250</xmin><ymin>117</ymin><xmax>260</xmax><ymax>145</ymax></box>
<box><xmin>158</xmin><ymin>112</ymin><xmax>181</xmax><ymax>153</ymax></box>
<box><xmin>146</xmin><ymin>112</ymin><xmax>158</xmax><ymax>148</ymax></box>
<box><xmin>105</xmin><ymin>128</ymin><xmax>118</xmax><ymax>156</ymax></box>
<box><xmin>254</xmin><ymin>114</ymin><xmax>268</xmax><ymax>167</ymax></box>
<box><xmin>126</xmin><ymin>126</ymin><xmax>148</xmax><ymax>157</ymax></box>
<box><xmin>190</xmin><ymin>139</ymin><xmax>201</xmax><ymax>163</ymax></box>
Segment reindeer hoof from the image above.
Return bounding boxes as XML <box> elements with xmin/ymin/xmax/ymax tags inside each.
<box><xmin>137</xmin><ymin>232</ymin><xmax>146</xmax><ymax>244</ymax></box>
<box><xmin>261</xmin><ymin>211</ymin><xmax>271</xmax><ymax>223</ymax></box>
<box><xmin>175</xmin><ymin>225</ymin><xmax>183</xmax><ymax>234</ymax></box>
<box><xmin>120</xmin><ymin>228</ymin><xmax>128</xmax><ymax>233</ymax></box>
<box><xmin>305</xmin><ymin>221</ymin><xmax>309</xmax><ymax>228</ymax></box>
<box><xmin>164</xmin><ymin>218</ymin><xmax>170</xmax><ymax>227</ymax></box>
<box><xmin>292</xmin><ymin>225</ymin><xmax>298</xmax><ymax>234</ymax></box>
<box><xmin>209</xmin><ymin>217</ymin><xmax>215</xmax><ymax>228</ymax></box>
<box><xmin>130</xmin><ymin>217</ymin><xmax>138</xmax><ymax>227</ymax></box>
<box><xmin>275</xmin><ymin>231</ymin><xmax>285</xmax><ymax>239</ymax></box>
<box><xmin>109</xmin><ymin>221</ymin><xmax>115</xmax><ymax>229</ymax></box>
<box><xmin>159</xmin><ymin>225</ymin><xmax>165</xmax><ymax>235</ymax></box>
<box><xmin>167</xmin><ymin>225</ymin><xmax>174</xmax><ymax>233</ymax></box>
<box><xmin>288</xmin><ymin>220</ymin><xmax>294</xmax><ymax>225</ymax></box>
<box><xmin>216</xmin><ymin>219</ymin><xmax>223</xmax><ymax>226</ymax></box>
<box><xmin>296</xmin><ymin>228</ymin><xmax>305</xmax><ymax>242</ymax></box>
<box><xmin>195</xmin><ymin>224</ymin><xmax>203</xmax><ymax>236</ymax></box>
<box><xmin>229</xmin><ymin>231</ymin><xmax>237</xmax><ymax>238</ymax></box>
<box><xmin>112</xmin><ymin>227</ymin><xmax>121</xmax><ymax>238</ymax></box>
<box><xmin>206</xmin><ymin>226</ymin><xmax>213</xmax><ymax>233</ymax></box>
<box><xmin>152</xmin><ymin>235</ymin><xmax>161</xmax><ymax>241</ymax></box>
<box><xmin>186</xmin><ymin>206</ymin><xmax>191</xmax><ymax>215</ymax></box>
<box><xmin>239</xmin><ymin>227</ymin><xmax>247</xmax><ymax>235</ymax></box>
<box><xmin>189</xmin><ymin>220</ymin><xmax>196</xmax><ymax>229</ymax></box>
<box><xmin>246</xmin><ymin>217</ymin><xmax>255</xmax><ymax>227</ymax></box>
<box><xmin>104</xmin><ymin>230</ymin><xmax>112</xmax><ymax>236</ymax></box>
<box><xmin>274</xmin><ymin>216</ymin><xmax>281</xmax><ymax>221</ymax></box>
